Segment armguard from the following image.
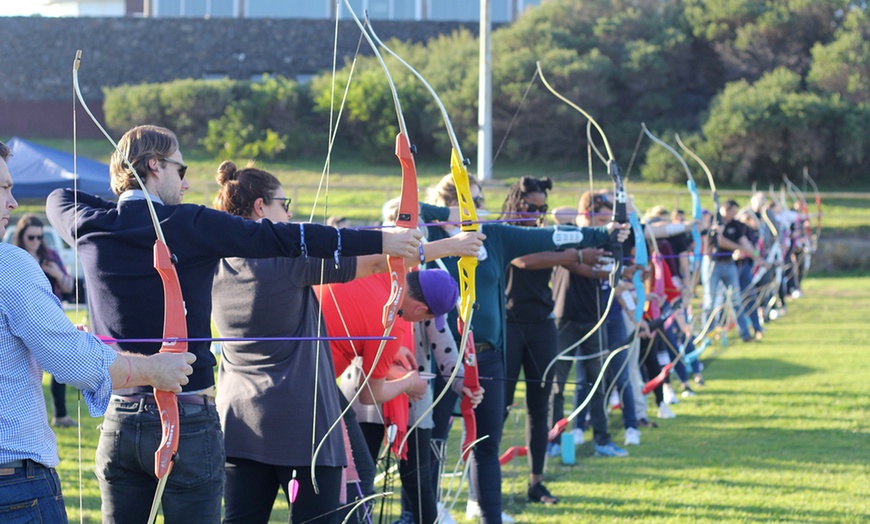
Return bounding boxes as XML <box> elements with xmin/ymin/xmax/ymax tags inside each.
<box><xmin>552</xmin><ymin>225</ymin><xmax>585</xmax><ymax>249</ymax></box>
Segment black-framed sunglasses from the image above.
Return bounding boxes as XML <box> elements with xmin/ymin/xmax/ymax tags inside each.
<box><xmin>159</xmin><ymin>157</ymin><xmax>187</xmax><ymax>180</ymax></box>
<box><xmin>27</xmin><ymin>235</ymin><xmax>43</xmax><ymax>241</ymax></box>
<box><xmin>472</xmin><ymin>195</ymin><xmax>485</xmax><ymax>207</ymax></box>
<box><xmin>272</xmin><ymin>197</ymin><xmax>292</xmax><ymax>212</ymax></box>
<box><xmin>524</xmin><ymin>202</ymin><xmax>548</xmax><ymax>214</ymax></box>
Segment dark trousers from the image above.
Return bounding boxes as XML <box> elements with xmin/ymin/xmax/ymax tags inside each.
<box><xmin>504</xmin><ymin>319</ymin><xmax>558</xmax><ymax>475</ymax></box>
<box><xmin>95</xmin><ymin>397</ymin><xmax>225</xmax><ymax>524</ymax></box>
<box><xmin>224</xmin><ymin>459</ymin><xmax>342</xmax><ymax>524</ymax></box>
<box><xmin>468</xmin><ymin>349</ymin><xmax>506</xmax><ymax>524</ymax></box>
<box><xmin>50</xmin><ymin>376</ymin><xmax>67</xmax><ymax>418</ymax></box>
<box><xmin>553</xmin><ymin>319</ymin><xmax>611</xmax><ymax>445</ymax></box>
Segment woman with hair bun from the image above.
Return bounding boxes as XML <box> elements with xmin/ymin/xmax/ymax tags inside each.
<box><xmin>211</xmin><ymin>161</ymin><xmax>483</xmax><ymax>524</ymax></box>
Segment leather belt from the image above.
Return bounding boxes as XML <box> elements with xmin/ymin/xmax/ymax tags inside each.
<box><xmin>113</xmin><ymin>394</ymin><xmax>215</xmax><ymax>406</ymax></box>
<box><xmin>475</xmin><ymin>341</ymin><xmax>494</xmax><ymax>353</ymax></box>
<box><xmin>0</xmin><ymin>460</ymin><xmax>26</xmax><ymax>469</ymax></box>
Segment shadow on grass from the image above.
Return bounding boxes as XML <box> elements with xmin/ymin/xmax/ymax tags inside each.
<box><xmin>702</xmin><ymin>357</ymin><xmax>815</xmax><ymax>381</ymax></box>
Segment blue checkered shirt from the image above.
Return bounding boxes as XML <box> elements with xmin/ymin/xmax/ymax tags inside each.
<box><xmin>0</xmin><ymin>243</ymin><xmax>116</xmax><ymax>467</ymax></box>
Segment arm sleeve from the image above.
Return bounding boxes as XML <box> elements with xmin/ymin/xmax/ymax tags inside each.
<box><xmin>421</xmin><ymin>203</ymin><xmax>450</xmax><ymax>223</ymax></box>
<box><xmin>46</xmin><ymin>189</ymin><xmax>117</xmax><ymax>247</ymax></box>
<box><xmin>1</xmin><ymin>250</ymin><xmax>115</xmax><ymax>416</ymax></box>
<box><xmin>186</xmin><ymin>206</ymin><xmax>384</xmax><ymax>260</ymax></box>
<box><xmin>425</xmin><ymin>321</ymin><xmax>465</xmax><ymax>396</ymax></box>
<box><xmin>495</xmin><ymin>223</ymin><xmax>610</xmax><ymax>263</ymax></box>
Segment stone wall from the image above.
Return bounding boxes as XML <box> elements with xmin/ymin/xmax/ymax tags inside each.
<box><xmin>1</xmin><ymin>17</ymin><xmax>476</xmax><ymax>137</ymax></box>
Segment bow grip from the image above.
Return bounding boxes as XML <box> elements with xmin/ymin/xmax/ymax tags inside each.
<box><xmin>152</xmin><ymin>240</ymin><xmax>188</xmax><ymax>479</ymax></box>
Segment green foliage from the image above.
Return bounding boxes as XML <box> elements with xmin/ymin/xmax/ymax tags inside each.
<box><xmin>808</xmin><ymin>8</ymin><xmax>870</xmax><ymax>104</ymax></box>
<box><xmin>699</xmin><ymin>66</ymin><xmax>870</xmax><ymax>184</ymax></box>
<box><xmin>104</xmin><ymin>76</ymin><xmax>324</xmax><ymax>162</ymax></box>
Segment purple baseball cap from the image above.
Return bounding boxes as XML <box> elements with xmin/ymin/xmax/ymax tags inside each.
<box><xmin>418</xmin><ymin>269</ymin><xmax>459</xmax><ymax>330</ymax></box>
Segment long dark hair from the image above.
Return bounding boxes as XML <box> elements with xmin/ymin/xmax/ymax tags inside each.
<box><xmin>13</xmin><ymin>213</ymin><xmax>49</xmax><ymax>259</ymax></box>
<box><xmin>499</xmin><ymin>176</ymin><xmax>552</xmax><ymax>225</ymax></box>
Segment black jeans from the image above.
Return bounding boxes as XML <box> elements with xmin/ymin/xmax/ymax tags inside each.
<box><xmin>505</xmin><ymin>319</ymin><xmax>558</xmax><ymax>475</ymax></box>
<box><xmin>95</xmin><ymin>396</ymin><xmax>225</xmax><ymax>524</ymax></box>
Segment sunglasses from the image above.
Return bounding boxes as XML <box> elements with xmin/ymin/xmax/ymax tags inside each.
<box><xmin>27</xmin><ymin>235</ymin><xmax>43</xmax><ymax>241</ymax></box>
<box><xmin>472</xmin><ymin>195</ymin><xmax>485</xmax><ymax>207</ymax></box>
<box><xmin>272</xmin><ymin>197</ymin><xmax>292</xmax><ymax>212</ymax></box>
<box><xmin>524</xmin><ymin>202</ymin><xmax>548</xmax><ymax>214</ymax></box>
<box><xmin>159</xmin><ymin>157</ymin><xmax>187</xmax><ymax>180</ymax></box>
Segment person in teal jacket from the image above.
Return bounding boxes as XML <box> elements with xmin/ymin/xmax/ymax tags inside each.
<box><xmin>422</xmin><ymin>173</ymin><xmax>628</xmax><ymax>524</ymax></box>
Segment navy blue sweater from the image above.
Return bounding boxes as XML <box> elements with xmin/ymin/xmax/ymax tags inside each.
<box><xmin>46</xmin><ymin>189</ymin><xmax>383</xmax><ymax>391</ymax></box>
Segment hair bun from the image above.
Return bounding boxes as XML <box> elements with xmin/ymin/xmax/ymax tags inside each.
<box><xmin>216</xmin><ymin>161</ymin><xmax>239</xmax><ymax>185</ymax></box>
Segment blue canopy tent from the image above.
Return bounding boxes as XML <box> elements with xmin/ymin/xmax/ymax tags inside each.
<box><xmin>6</xmin><ymin>137</ymin><xmax>115</xmax><ymax>199</ymax></box>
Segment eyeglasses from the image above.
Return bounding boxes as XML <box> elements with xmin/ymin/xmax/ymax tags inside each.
<box><xmin>159</xmin><ymin>158</ymin><xmax>187</xmax><ymax>180</ymax></box>
<box><xmin>472</xmin><ymin>195</ymin><xmax>485</xmax><ymax>208</ymax></box>
<box><xmin>524</xmin><ymin>202</ymin><xmax>548</xmax><ymax>214</ymax></box>
<box><xmin>26</xmin><ymin>235</ymin><xmax>43</xmax><ymax>241</ymax></box>
<box><xmin>272</xmin><ymin>197</ymin><xmax>291</xmax><ymax>212</ymax></box>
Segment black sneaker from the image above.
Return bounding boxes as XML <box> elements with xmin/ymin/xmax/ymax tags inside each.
<box><xmin>528</xmin><ymin>482</ymin><xmax>559</xmax><ymax>505</ymax></box>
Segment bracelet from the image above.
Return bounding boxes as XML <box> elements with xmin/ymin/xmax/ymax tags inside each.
<box><xmin>333</xmin><ymin>228</ymin><xmax>342</xmax><ymax>269</ymax></box>
<box><xmin>576</xmin><ymin>249</ymin><xmax>584</xmax><ymax>265</ymax></box>
<box><xmin>121</xmin><ymin>355</ymin><xmax>132</xmax><ymax>387</ymax></box>
<box><xmin>419</xmin><ymin>243</ymin><xmax>426</xmax><ymax>264</ymax></box>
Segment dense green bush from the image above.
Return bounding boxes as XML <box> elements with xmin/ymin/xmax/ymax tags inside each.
<box><xmin>103</xmin><ymin>76</ymin><xmax>325</xmax><ymax>161</ymax></box>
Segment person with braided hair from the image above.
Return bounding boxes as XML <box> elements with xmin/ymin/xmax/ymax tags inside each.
<box><xmin>502</xmin><ymin>176</ymin><xmax>584</xmax><ymax>505</ymax></box>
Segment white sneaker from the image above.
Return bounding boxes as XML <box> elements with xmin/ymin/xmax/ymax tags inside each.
<box><xmin>465</xmin><ymin>500</ymin><xmax>514</xmax><ymax>523</ymax></box>
<box><xmin>437</xmin><ymin>502</ymin><xmax>458</xmax><ymax>524</ymax></box>
<box><xmin>624</xmin><ymin>427</ymin><xmax>641</xmax><ymax>446</ymax></box>
<box><xmin>657</xmin><ymin>403</ymin><xmax>676</xmax><ymax>419</ymax></box>
<box><xmin>571</xmin><ymin>428</ymin><xmax>586</xmax><ymax>446</ymax></box>
<box><xmin>663</xmin><ymin>384</ymin><xmax>679</xmax><ymax>405</ymax></box>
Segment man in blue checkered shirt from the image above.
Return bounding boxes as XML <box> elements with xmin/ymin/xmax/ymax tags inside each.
<box><xmin>0</xmin><ymin>140</ymin><xmax>196</xmax><ymax>523</ymax></box>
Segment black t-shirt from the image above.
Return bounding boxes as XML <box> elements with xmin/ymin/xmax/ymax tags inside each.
<box><xmin>667</xmin><ymin>232</ymin><xmax>692</xmax><ymax>257</ymax></box>
<box><xmin>716</xmin><ymin>219</ymin><xmax>749</xmax><ymax>261</ymax></box>
<box><xmin>552</xmin><ymin>266</ymin><xmax>607</xmax><ymax>323</ymax></box>
<box><xmin>506</xmin><ymin>265</ymin><xmax>555</xmax><ymax>323</ymax></box>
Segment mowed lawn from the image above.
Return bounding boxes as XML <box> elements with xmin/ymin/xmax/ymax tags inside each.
<box><xmin>52</xmin><ymin>275</ymin><xmax>869</xmax><ymax>523</ymax></box>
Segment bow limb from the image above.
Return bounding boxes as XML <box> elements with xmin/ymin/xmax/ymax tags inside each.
<box><xmin>803</xmin><ymin>168</ymin><xmax>822</xmax><ymax>246</ymax></box>
<box><xmin>367</xmin><ymin>22</ymin><xmax>482</xmax><ymax>461</ymax></box>
<box><xmin>310</xmin><ymin>1</ymin><xmax>418</xmax><ymax>493</ymax></box>
<box><xmin>535</xmin><ymin>64</ymin><xmax>627</xmax><ymax>390</ymax></box>
<box><xmin>640</xmin><ymin>125</ymin><xmax>701</xmax><ymax>291</ymax></box>
<box><xmin>73</xmin><ymin>52</ymin><xmax>187</xmax><ymax>522</ymax></box>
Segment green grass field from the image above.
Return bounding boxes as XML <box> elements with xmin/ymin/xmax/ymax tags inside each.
<box><xmin>51</xmin><ymin>274</ymin><xmax>869</xmax><ymax>523</ymax></box>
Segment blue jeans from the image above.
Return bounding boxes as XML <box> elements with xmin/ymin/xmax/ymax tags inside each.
<box><xmin>705</xmin><ymin>260</ymin><xmax>751</xmax><ymax>340</ymax></box>
<box><xmin>0</xmin><ymin>460</ymin><xmax>67</xmax><ymax>523</ymax></box>
<box><xmin>95</xmin><ymin>396</ymin><xmax>225</xmax><ymax>524</ymax></box>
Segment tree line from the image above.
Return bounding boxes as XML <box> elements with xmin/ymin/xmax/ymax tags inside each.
<box><xmin>103</xmin><ymin>0</ymin><xmax>870</xmax><ymax>186</ymax></box>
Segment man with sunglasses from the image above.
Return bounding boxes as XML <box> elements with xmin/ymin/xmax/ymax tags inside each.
<box><xmin>45</xmin><ymin>125</ymin><xmax>421</xmax><ymax>523</ymax></box>
<box><xmin>0</xmin><ymin>140</ymin><xmax>197</xmax><ymax>523</ymax></box>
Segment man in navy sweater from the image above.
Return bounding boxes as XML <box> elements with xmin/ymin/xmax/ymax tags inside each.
<box><xmin>46</xmin><ymin>125</ymin><xmax>420</xmax><ymax>524</ymax></box>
